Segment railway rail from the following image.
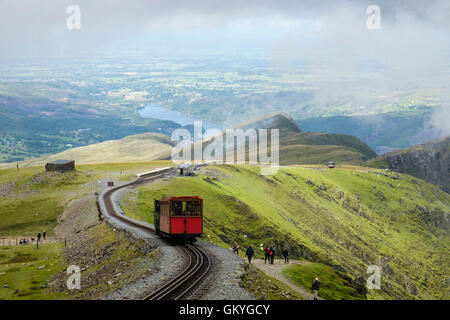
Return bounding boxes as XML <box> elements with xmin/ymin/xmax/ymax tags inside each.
<box><xmin>98</xmin><ymin>166</ymin><xmax>212</xmax><ymax>300</ymax></box>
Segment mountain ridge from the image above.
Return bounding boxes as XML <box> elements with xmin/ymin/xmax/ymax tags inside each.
<box><xmin>367</xmin><ymin>136</ymin><xmax>450</xmax><ymax>193</ymax></box>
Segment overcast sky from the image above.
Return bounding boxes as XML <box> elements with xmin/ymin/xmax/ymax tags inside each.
<box><xmin>0</xmin><ymin>0</ymin><xmax>448</xmax><ymax>58</ymax></box>
<box><xmin>0</xmin><ymin>0</ymin><xmax>449</xmax><ymax>134</ymax></box>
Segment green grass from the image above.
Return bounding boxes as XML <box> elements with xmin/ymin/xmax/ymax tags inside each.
<box><xmin>0</xmin><ymin>161</ymin><xmax>173</xmax><ymax>236</ymax></box>
<box><xmin>127</xmin><ymin>164</ymin><xmax>450</xmax><ymax>300</ymax></box>
<box><xmin>0</xmin><ymin>243</ymin><xmax>67</xmax><ymax>300</ymax></box>
<box><xmin>282</xmin><ymin>263</ymin><xmax>365</xmax><ymax>300</ymax></box>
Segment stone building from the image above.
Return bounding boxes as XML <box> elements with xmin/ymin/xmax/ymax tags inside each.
<box><xmin>45</xmin><ymin>160</ymin><xmax>75</xmax><ymax>172</ymax></box>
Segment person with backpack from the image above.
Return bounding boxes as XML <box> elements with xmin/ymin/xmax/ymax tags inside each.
<box><xmin>311</xmin><ymin>277</ymin><xmax>321</xmax><ymax>300</ymax></box>
<box><xmin>264</xmin><ymin>245</ymin><xmax>270</xmax><ymax>264</ymax></box>
<box><xmin>283</xmin><ymin>247</ymin><xmax>289</xmax><ymax>263</ymax></box>
<box><xmin>269</xmin><ymin>246</ymin><xmax>275</xmax><ymax>264</ymax></box>
<box><xmin>246</xmin><ymin>246</ymin><xmax>255</xmax><ymax>264</ymax></box>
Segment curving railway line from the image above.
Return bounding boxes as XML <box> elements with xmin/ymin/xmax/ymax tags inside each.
<box><xmin>98</xmin><ymin>166</ymin><xmax>212</xmax><ymax>300</ymax></box>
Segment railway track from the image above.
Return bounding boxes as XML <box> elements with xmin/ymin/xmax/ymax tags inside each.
<box><xmin>99</xmin><ymin>166</ymin><xmax>212</xmax><ymax>300</ymax></box>
<box><xmin>144</xmin><ymin>243</ymin><xmax>211</xmax><ymax>300</ymax></box>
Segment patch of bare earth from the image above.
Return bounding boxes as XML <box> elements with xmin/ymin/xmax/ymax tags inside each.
<box><xmin>0</xmin><ymin>182</ymin><xmax>16</xmax><ymax>198</ymax></box>
<box><xmin>48</xmin><ymin>195</ymin><xmax>159</xmax><ymax>300</ymax></box>
<box><xmin>252</xmin><ymin>258</ymin><xmax>318</xmax><ymax>300</ymax></box>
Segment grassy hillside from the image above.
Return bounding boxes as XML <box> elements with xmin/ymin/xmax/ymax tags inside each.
<box><xmin>199</xmin><ymin>113</ymin><xmax>377</xmax><ymax>165</ymax></box>
<box><xmin>0</xmin><ymin>161</ymin><xmax>172</xmax><ymax>236</ymax></box>
<box><xmin>0</xmin><ymin>243</ymin><xmax>67</xmax><ymax>300</ymax></box>
<box><xmin>126</xmin><ymin>164</ymin><xmax>449</xmax><ymax>300</ymax></box>
<box><xmin>0</xmin><ymin>161</ymin><xmax>170</xmax><ymax>300</ymax></box>
<box><xmin>0</xmin><ymin>133</ymin><xmax>173</xmax><ymax>169</ymax></box>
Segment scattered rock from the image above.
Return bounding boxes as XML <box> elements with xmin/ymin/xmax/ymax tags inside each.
<box><xmin>376</xmin><ymin>190</ymin><xmax>386</xmax><ymax>201</ymax></box>
<box><xmin>305</xmin><ymin>180</ymin><xmax>315</xmax><ymax>187</ymax></box>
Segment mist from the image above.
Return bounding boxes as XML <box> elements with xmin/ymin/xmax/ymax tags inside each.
<box><xmin>0</xmin><ymin>0</ymin><xmax>448</xmax><ymax>136</ymax></box>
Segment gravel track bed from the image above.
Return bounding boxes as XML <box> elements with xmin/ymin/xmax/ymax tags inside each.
<box><xmin>99</xmin><ymin>184</ymin><xmax>189</xmax><ymax>300</ymax></box>
<box><xmin>192</xmin><ymin>240</ymin><xmax>255</xmax><ymax>300</ymax></box>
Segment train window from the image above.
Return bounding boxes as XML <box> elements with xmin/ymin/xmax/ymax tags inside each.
<box><xmin>171</xmin><ymin>200</ymin><xmax>202</xmax><ymax>216</ymax></box>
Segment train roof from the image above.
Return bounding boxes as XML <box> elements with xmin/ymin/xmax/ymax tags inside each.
<box><xmin>160</xmin><ymin>196</ymin><xmax>203</xmax><ymax>202</ymax></box>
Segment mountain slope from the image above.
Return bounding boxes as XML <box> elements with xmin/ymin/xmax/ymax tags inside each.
<box><xmin>368</xmin><ymin>136</ymin><xmax>450</xmax><ymax>193</ymax></box>
<box><xmin>202</xmin><ymin>112</ymin><xmax>376</xmax><ymax>165</ymax></box>
<box><xmin>296</xmin><ymin>107</ymin><xmax>438</xmax><ymax>154</ymax></box>
<box><xmin>2</xmin><ymin>132</ymin><xmax>173</xmax><ymax>168</ymax></box>
<box><xmin>125</xmin><ymin>164</ymin><xmax>450</xmax><ymax>300</ymax></box>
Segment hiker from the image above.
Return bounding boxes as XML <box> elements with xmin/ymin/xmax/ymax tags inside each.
<box><xmin>283</xmin><ymin>247</ymin><xmax>289</xmax><ymax>263</ymax></box>
<box><xmin>246</xmin><ymin>246</ymin><xmax>254</xmax><ymax>264</ymax></box>
<box><xmin>37</xmin><ymin>232</ymin><xmax>41</xmax><ymax>243</ymax></box>
<box><xmin>311</xmin><ymin>277</ymin><xmax>321</xmax><ymax>300</ymax></box>
<box><xmin>232</xmin><ymin>244</ymin><xmax>239</xmax><ymax>255</ymax></box>
<box><xmin>19</xmin><ymin>239</ymin><xmax>23</xmax><ymax>245</ymax></box>
<box><xmin>43</xmin><ymin>231</ymin><xmax>46</xmax><ymax>241</ymax></box>
<box><xmin>264</xmin><ymin>245</ymin><xmax>270</xmax><ymax>264</ymax></box>
<box><xmin>269</xmin><ymin>246</ymin><xmax>275</xmax><ymax>264</ymax></box>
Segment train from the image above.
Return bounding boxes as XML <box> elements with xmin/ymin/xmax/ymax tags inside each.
<box><xmin>154</xmin><ymin>196</ymin><xmax>203</xmax><ymax>242</ymax></box>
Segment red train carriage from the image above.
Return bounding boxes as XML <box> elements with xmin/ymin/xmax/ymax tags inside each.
<box><xmin>154</xmin><ymin>196</ymin><xmax>203</xmax><ymax>242</ymax></box>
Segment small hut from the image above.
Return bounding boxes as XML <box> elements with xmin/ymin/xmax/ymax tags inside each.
<box><xmin>45</xmin><ymin>160</ymin><xmax>75</xmax><ymax>172</ymax></box>
<box><xmin>177</xmin><ymin>163</ymin><xmax>194</xmax><ymax>176</ymax></box>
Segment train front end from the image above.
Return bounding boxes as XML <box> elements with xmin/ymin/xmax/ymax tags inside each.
<box><xmin>154</xmin><ymin>196</ymin><xmax>203</xmax><ymax>242</ymax></box>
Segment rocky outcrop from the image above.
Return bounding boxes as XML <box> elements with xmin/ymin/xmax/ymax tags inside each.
<box><xmin>371</xmin><ymin>136</ymin><xmax>450</xmax><ymax>193</ymax></box>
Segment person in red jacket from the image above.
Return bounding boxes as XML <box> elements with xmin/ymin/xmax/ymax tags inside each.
<box><xmin>264</xmin><ymin>245</ymin><xmax>270</xmax><ymax>264</ymax></box>
<box><xmin>269</xmin><ymin>246</ymin><xmax>275</xmax><ymax>264</ymax></box>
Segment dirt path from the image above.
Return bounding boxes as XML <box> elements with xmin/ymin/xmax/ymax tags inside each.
<box><xmin>252</xmin><ymin>258</ymin><xmax>323</xmax><ymax>300</ymax></box>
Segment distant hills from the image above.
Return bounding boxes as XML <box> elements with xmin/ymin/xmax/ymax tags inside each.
<box><xmin>368</xmin><ymin>136</ymin><xmax>450</xmax><ymax>193</ymax></box>
<box><xmin>1</xmin><ymin>132</ymin><xmax>173</xmax><ymax>168</ymax></box>
<box><xmin>3</xmin><ymin>112</ymin><xmax>378</xmax><ymax>168</ymax></box>
<box><xmin>202</xmin><ymin>112</ymin><xmax>376</xmax><ymax>165</ymax></box>
<box><xmin>296</xmin><ymin>107</ymin><xmax>439</xmax><ymax>154</ymax></box>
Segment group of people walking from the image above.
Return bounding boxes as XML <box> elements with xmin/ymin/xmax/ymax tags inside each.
<box><xmin>235</xmin><ymin>242</ymin><xmax>322</xmax><ymax>300</ymax></box>
<box><xmin>236</xmin><ymin>244</ymin><xmax>291</xmax><ymax>265</ymax></box>
<box><xmin>16</xmin><ymin>230</ymin><xmax>46</xmax><ymax>245</ymax></box>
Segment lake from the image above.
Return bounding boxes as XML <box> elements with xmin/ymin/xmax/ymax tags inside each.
<box><xmin>139</xmin><ymin>104</ymin><xmax>225</xmax><ymax>132</ymax></box>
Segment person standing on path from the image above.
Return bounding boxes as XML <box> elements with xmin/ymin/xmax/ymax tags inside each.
<box><xmin>246</xmin><ymin>246</ymin><xmax>254</xmax><ymax>264</ymax></box>
<box><xmin>311</xmin><ymin>277</ymin><xmax>321</xmax><ymax>300</ymax></box>
<box><xmin>232</xmin><ymin>244</ymin><xmax>239</xmax><ymax>255</ymax></box>
<box><xmin>269</xmin><ymin>246</ymin><xmax>275</xmax><ymax>264</ymax></box>
<box><xmin>43</xmin><ymin>230</ymin><xmax>46</xmax><ymax>241</ymax></box>
<box><xmin>283</xmin><ymin>247</ymin><xmax>289</xmax><ymax>263</ymax></box>
<box><xmin>37</xmin><ymin>232</ymin><xmax>41</xmax><ymax>243</ymax></box>
<box><xmin>264</xmin><ymin>245</ymin><xmax>270</xmax><ymax>264</ymax></box>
